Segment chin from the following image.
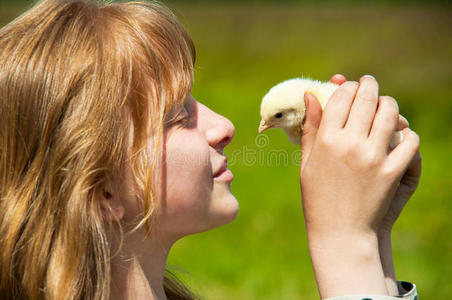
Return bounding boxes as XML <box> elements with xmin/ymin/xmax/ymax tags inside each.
<box><xmin>164</xmin><ymin>184</ymin><xmax>239</xmax><ymax>238</ymax></box>
<box><xmin>181</xmin><ymin>202</ymin><xmax>238</xmax><ymax>237</ymax></box>
<box><xmin>209</xmin><ymin>192</ymin><xmax>239</xmax><ymax>229</ymax></box>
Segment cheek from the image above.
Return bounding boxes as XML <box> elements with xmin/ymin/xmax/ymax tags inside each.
<box><xmin>162</xmin><ymin>131</ymin><xmax>213</xmax><ymax>215</ymax></box>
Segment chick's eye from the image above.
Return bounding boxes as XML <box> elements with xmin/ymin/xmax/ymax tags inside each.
<box><xmin>274</xmin><ymin>112</ymin><xmax>283</xmax><ymax>119</ymax></box>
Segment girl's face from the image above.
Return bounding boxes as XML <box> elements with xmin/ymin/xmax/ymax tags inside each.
<box><xmin>156</xmin><ymin>94</ymin><xmax>237</xmax><ymax>239</ymax></box>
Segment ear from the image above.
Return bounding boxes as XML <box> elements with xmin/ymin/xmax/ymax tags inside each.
<box><xmin>100</xmin><ymin>187</ymin><xmax>125</xmax><ymax>221</ymax></box>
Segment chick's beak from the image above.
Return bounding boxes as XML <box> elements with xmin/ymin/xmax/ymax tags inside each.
<box><xmin>258</xmin><ymin>119</ymin><xmax>272</xmax><ymax>133</ymax></box>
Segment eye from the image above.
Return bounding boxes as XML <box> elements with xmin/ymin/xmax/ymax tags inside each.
<box><xmin>164</xmin><ymin>106</ymin><xmax>189</xmax><ymax>128</ymax></box>
<box><xmin>175</xmin><ymin>107</ymin><xmax>190</xmax><ymax>124</ymax></box>
<box><xmin>165</xmin><ymin>98</ymin><xmax>197</xmax><ymax>129</ymax></box>
<box><xmin>175</xmin><ymin>104</ymin><xmax>196</xmax><ymax>127</ymax></box>
<box><xmin>274</xmin><ymin>112</ymin><xmax>283</xmax><ymax>119</ymax></box>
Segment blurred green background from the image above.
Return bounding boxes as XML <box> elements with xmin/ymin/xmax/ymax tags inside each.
<box><xmin>1</xmin><ymin>0</ymin><xmax>451</xmax><ymax>299</ymax></box>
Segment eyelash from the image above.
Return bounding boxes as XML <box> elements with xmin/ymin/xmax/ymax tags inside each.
<box><xmin>174</xmin><ymin>108</ymin><xmax>191</xmax><ymax>126</ymax></box>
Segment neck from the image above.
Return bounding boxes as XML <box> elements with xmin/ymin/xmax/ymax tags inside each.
<box><xmin>110</xmin><ymin>229</ymin><xmax>173</xmax><ymax>300</ymax></box>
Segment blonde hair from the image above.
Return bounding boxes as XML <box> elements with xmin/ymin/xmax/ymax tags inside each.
<box><xmin>0</xmin><ymin>0</ymin><xmax>197</xmax><ymax>299</ymax></box>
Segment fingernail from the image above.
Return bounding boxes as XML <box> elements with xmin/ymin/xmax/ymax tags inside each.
<box><xmin>362</xmin><ymin>74</ymin><xmax>375</xmax><ymax>80</ymax></box>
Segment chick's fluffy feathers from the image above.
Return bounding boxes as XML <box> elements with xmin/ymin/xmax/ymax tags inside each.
<box><xmin>261</xmin><ymin>78</ymin><xmax>337</xmax><ymax>120</ymax></box>
<box><xmin>259</xmin><ymin>78</ymin><xmax>338</xmax><ymax>144</ymax></box>
<box><xmin>259</xmin><ymin>77</ymin><xmax>402</xmax><ymax>147</ymax></box>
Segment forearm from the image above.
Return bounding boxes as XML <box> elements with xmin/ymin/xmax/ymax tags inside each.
<box><xmin>378</xmin><ymin>230</ymin><xmax>399</xmax><ymax>296</ymax></box>
<box><xmin>308</xmin><ymin>231</ymin><xmax>389</xmax><ymax>299</ymax></box>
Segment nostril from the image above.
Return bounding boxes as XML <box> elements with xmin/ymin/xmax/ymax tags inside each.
<box><xmin>218</xmin><ymin>136</ymin><xmax>232</xmax><ymax>148</ymax></box>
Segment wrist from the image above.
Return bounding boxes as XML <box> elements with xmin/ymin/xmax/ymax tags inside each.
<box><xmin>377</xmin><ymin>230</ymin><xmax>399</xmax><ymax>296</ymax></box>
<box><xmin>307</xmin><ymin>226</ymin><xmax>379</xmax><ymax>250</ymax></box>
<box><xmin>307</xmin><ymin>231</ymin><xmax>389</xmax><ymax>298</ymax></box>
<box><xmin>308</xmin><ymin>230</ymin><xmax>380</xmax><ymax>269</ymax></box>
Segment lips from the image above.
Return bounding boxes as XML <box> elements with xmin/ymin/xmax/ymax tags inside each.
<box><xmin>213</xmin><ymin>158</ymin><xmax>228</xmax><ymax>177</ymax></box>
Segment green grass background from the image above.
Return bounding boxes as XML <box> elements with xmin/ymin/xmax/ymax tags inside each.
<box><xmin>1</xmin><ymin>1</ymin><xmax>451</xmax><ymax>299</ymax></box>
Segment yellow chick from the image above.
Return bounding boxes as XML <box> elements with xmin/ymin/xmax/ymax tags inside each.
<box><xmin>258</xmin><ymin>78</ymin><xmax>402</xmax><ymax>147</ymax></box>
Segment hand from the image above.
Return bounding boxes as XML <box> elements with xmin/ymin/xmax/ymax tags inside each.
<box><xmin>330</xmin><ymin>74</ymin><xmax>422</xmax><ymax>296</ymax></box>
<box><xmin>327</xmin><ymin>74</ymin><xmax>421</xmax><ymax>235</ymax></box>
<box><xmin>301</xmin><ymin>75</ymin><xmax>419</xmax><ymax>236</ymax></box>
<box><xmin>299</xmin><ymin>74</ymin><xmax>420</xmax><ymax>298</ymax></box>
<box><xmin>378</xmin><ymin>150</ymin><xmax>421</xmax><ymax>234</ymax></box>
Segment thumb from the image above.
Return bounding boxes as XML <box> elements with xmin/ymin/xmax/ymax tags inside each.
<box><xmin>301</xmin><ymin>92</ymin><xmax>322</xmax><ymax>169</ymax></box>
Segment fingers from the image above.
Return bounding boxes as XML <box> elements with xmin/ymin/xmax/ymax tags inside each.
<box><xmin>369</xmin><ymin>96</ymin><xmax>399</xmax><ymax>150</ymax></box>
<box><xmin>386</xmin><ymin>128</ymin><xmax>420</xmax><ymax>178</ymax></box>
<box><xmin>397</xmin><ymin>115</ymin><xmax>409</xmax><ymax>131</ymax></box>
<box><xmin>301</xmin><ymin>93</ymin><xmax>323</xmax><ymax>170</ymax></box>
<box><xmin>330</xmin><ymin>74</ymin><xmax>347</xmax><ymax>85</ymax></box>
<box><xmin>400</xmin><ymin>150</ymin><xmax>422</xmax><ymax>187</ymax></box>
<box><xmin>321</xmin><ymin>81</ymin><xmax>359</xmax><ymax>130</ymax></box>
<box><xmin>346</xmin><ymin>75</ymin><xmax>379</xmax><ymax>137</ymax></box>
<box><xmin>389</xmin><ymin>114</ymin><xmax>409</xmax><ymax>149</ymax></box>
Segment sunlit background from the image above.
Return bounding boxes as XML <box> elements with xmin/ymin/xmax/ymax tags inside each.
<box><xmin>1</xmin><ymin>0</ymin><xmax>451</xmax><ymax>299</ymax></box>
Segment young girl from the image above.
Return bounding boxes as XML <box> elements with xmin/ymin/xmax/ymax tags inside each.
<box><xmin>0</xmin><ymin>0</ymin><xmax>421</xmax><ymax>299</ymax></box>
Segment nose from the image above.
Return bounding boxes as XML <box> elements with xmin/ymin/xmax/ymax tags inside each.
<box><xmin>205</xmin><ymin>113</ymin><xmax>235</xmax><ymax>152</ymax></box>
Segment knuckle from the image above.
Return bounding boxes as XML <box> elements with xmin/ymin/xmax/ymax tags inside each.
<box><xmin>333</xmin><ymin>81</ymin><xmax>358</xmax><ymax>99</ymax></box>
<box><xmin>380</xmin><ymin>164</ymin><xmax>396</xmax><ymax>180</ymax></box>
<box><xmin>345</xmin><ymin>81</ymin><xmax>359</xmax><ymax>89</ymax></box>
<box><xmin>380</xmin><ymin>95</ymin><xmax>393</xmax><ymax>103</ymax></box>
<box><xmin>412</xmin><ymin>130</ymin><xmax>420</xmax><ymax>142</ymax></box>
<box><xmin>398</xmin><ymin>114</ymin><xmax>409</xmax><ymax>127</ymax></box>
<box><xmin>332</xmin><ymin>89</ymin><xmax>348</xmax><ymax>100</ymax></box>
<box><xmin>380</xmin><ymin>96</ymin><xmax>399</xmax><ymax>122</ymax></box>
<box><xmin>348</xmin><ymin>138</ymin><xmax>362</xmax><ymax>153</ymax></box>
<box><xmin>352</xmin><ymin>144</ymin><xmax>380</xmax><ymax>169</ymax></box>
<box><xmin>360</xmin><ymin>90</ymin><xmax>377</xmax><ymax>103</ymax></box>
<box><xmin>343</xmin><ymin>137</ymin><xmax>363</xmax><ymax>159</ymax></box>
<box><xmin>408</xmin><ymin>130</ymin><xmax>420</xmax><ymax>152</ymax></box>
<box><xmin>381</xmin><ymin>96</ymin><xmax>399</xmax><ymax>110</ymax></box>
<box><xmin>388</xmin><ymin>108</ymin><xmax>399</xmax><ymax>122</ymax></box>
<box><xmin>379</xmin><ymin>95</ymin><xmax>391</xmax><ymax>102</ymax></box>
<box><xmin>364</xmin><ymin>149</ymin><xmax>381</xmax><ymax>168</ymax></box>
<box><xmin>337</xmin><ymin>81</ymin><xmax>358</xmax><ymax>93</ymax></box>
<box><xmin>318</xmin><ymin>132</ymin><xmax>336</xmax><ymax>148</ymax></box>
